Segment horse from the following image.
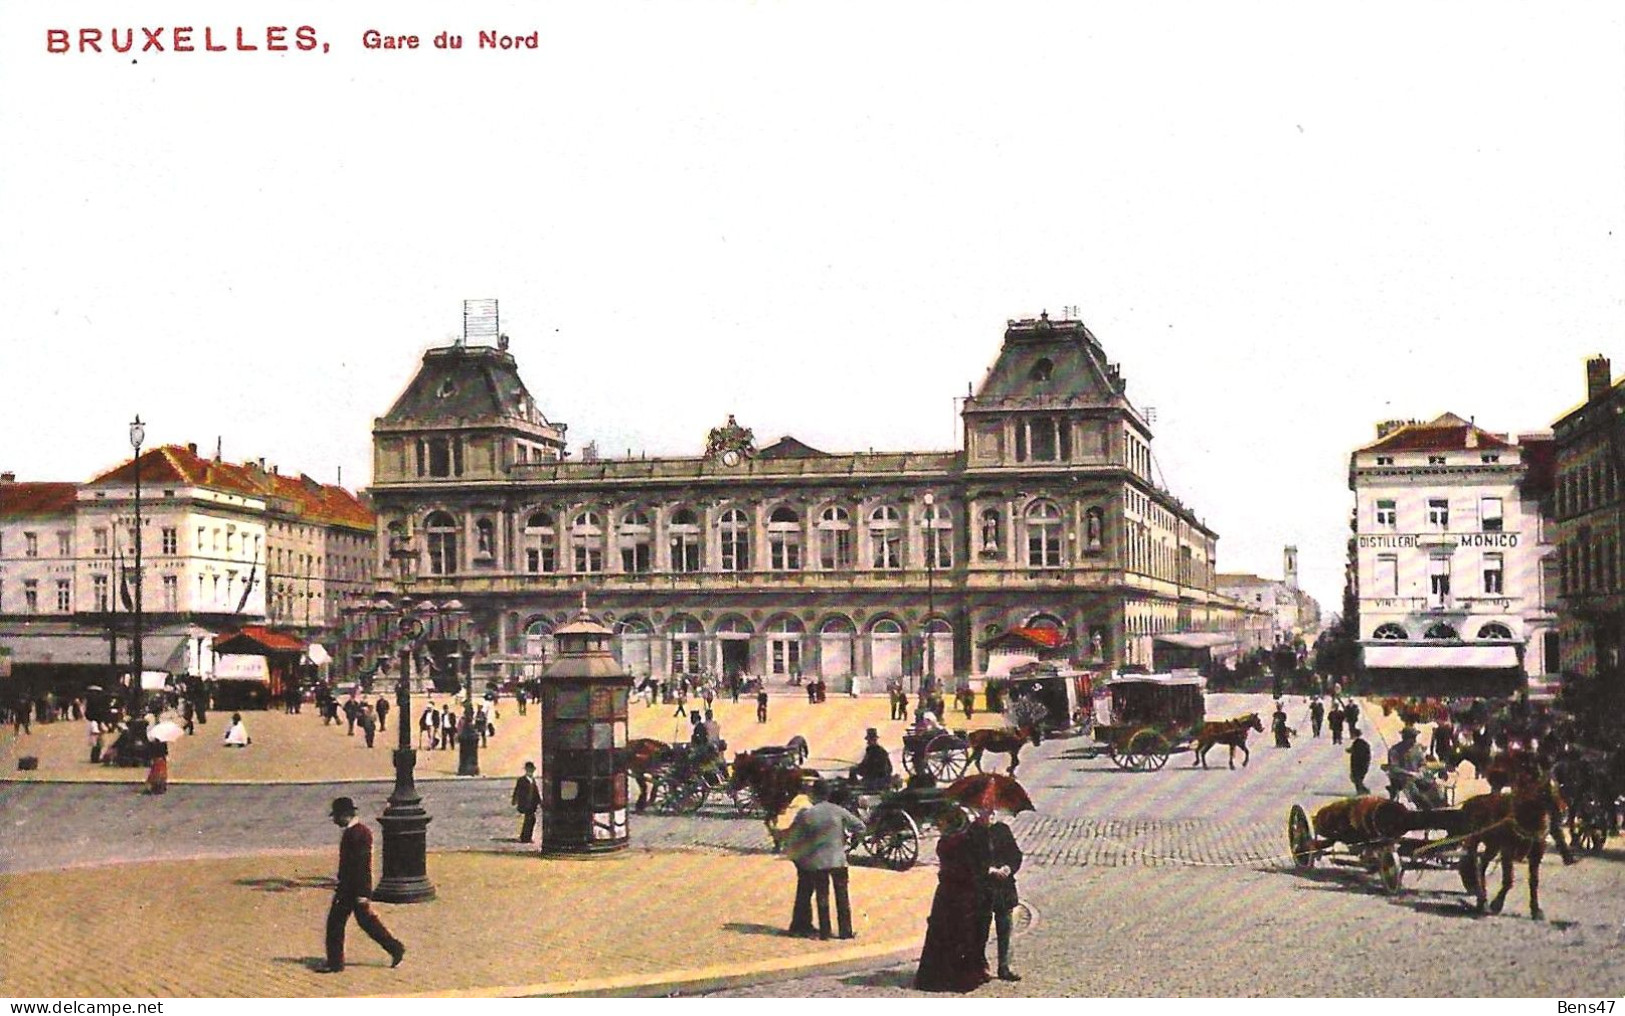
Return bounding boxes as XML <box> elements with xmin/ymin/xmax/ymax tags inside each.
<box><xmin>966</xmin><ymin>725</ymin><xmax>1042</xmax><ymax>776</ymax></box>
<box><xmin>1191</xmin><ymin>713</ymin><xmax>1265</xmax><ymax>769</ymax></box>
<box><xmin>1454</xmin><ymin>762</ymin><xmax>1577</xmax><ymax>920</ymax></box>
<box><xmin>729</xmin><ymin>750</ymin><xmax>819</xmax><ymax>848</ymax></box>
<box><xmin>627</xmin><ymin>737</ymin><xmax>675</xmax><ymax>812</ymax></box>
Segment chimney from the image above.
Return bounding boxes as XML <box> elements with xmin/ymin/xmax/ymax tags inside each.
<box><xmin>187</xmin><ymin>443</ymin><xmax>197</xmax><ymax>455</ymax></box>
<box><xmin>257</xmin><ymin>458</ymin><xmax>266</xmax><ymax>472</ymax></box>
<box><xmin>1587</xmin><ymin>355</ymin><xmax>1611</xmax><ymax>402</ymax></box>
<box><xmin>271</xmin><ymin>465</ymin><xmax>278</xmax><ymax>475</ymax></box>
<box><xmin>1376</xmin><ymin>419</ymin><xmax>1409</xmax><ymax>439</ymax></box>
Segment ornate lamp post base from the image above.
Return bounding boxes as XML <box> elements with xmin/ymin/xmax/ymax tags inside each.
<box><xmin>374</xmin><ymin>746</ymin><xmax>435</xmax><ymax>903</ymax></box>
<box><xmin>457</xmin><ymin>727</ymin><xmax>481</xmax><ymax>777</ymax></box>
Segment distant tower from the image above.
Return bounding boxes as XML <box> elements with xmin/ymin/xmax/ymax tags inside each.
<box><xmin>1284</xmin><ymin>546</ymin><xmax>1299</xmax><ymax>589</ymax></box>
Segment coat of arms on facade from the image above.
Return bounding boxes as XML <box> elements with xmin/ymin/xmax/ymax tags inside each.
<box><xmin>704</xmin><ymin>414</ymin><xmax>756</xmax><ymax>466</ymax></box>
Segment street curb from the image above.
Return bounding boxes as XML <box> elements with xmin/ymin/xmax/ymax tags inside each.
<box><xmin>370</xmin><ymin>937</ymin><xmax>921</xmax><ymax>998</ymax></box>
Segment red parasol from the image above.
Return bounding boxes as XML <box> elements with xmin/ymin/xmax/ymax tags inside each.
<box><xmin>943</xmin><ymin>773</ymin><xmax>1035</xmax><ymax>814</ymax></box>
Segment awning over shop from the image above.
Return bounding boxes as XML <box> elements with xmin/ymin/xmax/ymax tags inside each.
<box><xmin>1362</xmin><ymin>644</ymin><xmax>1520</xmax><ymax>669</ymax></box>
<box><xmin>213</xmin><ymin>654</ymin><xmax>271</xmax><ymax>682</ymax></box>
<box><xmin>0</xmin><ymin>633</ymin><xmax>189</xmax><ymax>671</ymax></box>
<box><xmin>213</xmin><ymin>626</ymin><xmax>306</xmax><ymax>656</ymax></box>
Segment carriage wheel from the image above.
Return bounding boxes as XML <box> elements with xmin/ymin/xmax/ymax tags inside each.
<box><xmin>1287</xmin><ymin>804</ymin><xmax>1316</xmax><ymax>869</ymax></box>
<box><xmin>1377</xmin><ymin>845</ymin><xmax>1404</xmax><ymax>895</ymax></box>
<box><xmin>731</xmin><ymin>783</ymin><xmax>760</xmax><ymax>816</ymax></box>
<box><xmin>669</xmin><ymin>775</ymin><xmax>709</xmax><ymax>815</ymax></box>
<box><xmin>866</xmin><ymin>811</ymin><xmax>921</xmax><ymax>871</ymax></box>
<box><xmin>1129</xmin><ymin>730</ymin><xmax>1171</xmax><ymax>771</ymax></box>
<box><xmin>925</xmin><ymin>735</ymin><xmax>969</xmax><ymax>781</ymax></box>
<box><xmin>900</xmin><ymin>747</ymin><xmax>917</xmax><ymax>776</ymax></box>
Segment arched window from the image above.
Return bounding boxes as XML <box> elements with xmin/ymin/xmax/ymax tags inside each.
<box><xmin>524</xmin><ymin>619</ymin><xmax>554</xmax><ymax>663</ymax></box>
<box><xmin>523</xmin><ymin>510</ymin><xmax>556</xmax><ymax>573</ymax></box>
<box><xmin>475</xmin><ymin>518</ymin><xmax>495</xmax><ymax>558</ymax></box>
<box><xmin>924</xmin><ymin>500</ymin><xmax>952</xmax><ymax>568</ymax></box>
<box><xmin>1025</xmin><ymin>501</ymin><xmax>1063</xmax><ymax>568</ymax></box>
<box><xmin>817</xmin><ymin>506</ymin><xmax>852</xmax><ymax>570</ymax></box>
<box><xmin>767</xmin><ymin>614</ymin><xmax>805</xmax><ymax>675</ymax></box>
<box><xmin>768</xmin><ymin>506</ymin><xmax>802</xmax><ymax>571</ymax></box>
<box><xmin>619</xmin><ymin>509</ymin><xmax>651</xmax><ymax>574</ymax></box>
<box><xmin>1424</xmin><ymin>622</ymin><xmax>1459</xmax><ymax>640</ymax></box>
<box><xmin>1477</xmin><ymin>622</ymin><xmax>1514</xmax><ymax>640</ymax></box>
<box><xmin>720</xmin><ymin>508</ymin><xmax>750</xmax><ymax>572</ymax></box>
<box><xmin>425</xmin><ymin>511</ymin><xmax>457</xmax><ymax>575</ymax></box>
<box><xmin>869</xmin><ymin>505</ymin><xmax>902</xmax><ymax>570</ymax></box>
<box><xmin>1372</xmin><ymin>623</ymin><xmax>1407</xmax><ymax>640</ymax></box>
<box><xmin>572</xmin><ymin>510</ymin><xmax>603</xmax><ymax>573</ymax></box>
<box><xmin>669</xmin><ymin>507</ymin><xmax>701</xmax><ymax>573</ymax></box>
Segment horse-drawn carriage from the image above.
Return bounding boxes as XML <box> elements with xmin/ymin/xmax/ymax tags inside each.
<box><xmin>1287</xmin><ymin>760</ymin><xmax>1575</xmax><ymax>918</ymax></box>
<box><xmin>832</xmin><ymin>782</ymin><xmax>961</xmax><ymax>871</ymax></box>
<box><xmin>1084</xmin><ymin>672</ymin><xmax>1208</xmax><ymax>771</ymax></box>
<box><xmin>900</xmin><ymin>728</ymin><xmax>971</xmax><ymax>781</ymax></box>
<box><xmin>629</xmin><ymin>735</ymin><xmax>809</xmax><ymax>815</ymax></box>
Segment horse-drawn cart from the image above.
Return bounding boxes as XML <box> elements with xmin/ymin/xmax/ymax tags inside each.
<box><xmin>835</xmin><ymin>782</ymin><xmax>960</xmax><ymax>871</ymax></box>
<box><xmin>900</xmin><ymin>728</ymin><xmax>971</xmax><ymax>782</ymax></box>
<box><xmin>1287</xmin><ymin>796</ymin><xmax>1478</xmax><ymax>896</ymax></box>
<box><xmin>1085</xmin><ymin>673</ymin><xmax>1207</xmax><ymax>771</ymax></box>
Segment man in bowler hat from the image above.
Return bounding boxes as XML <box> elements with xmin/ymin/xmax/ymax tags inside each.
<box><xmin>512</xmin><ymin>762</ymin><xmax>541</xmax><ymax>844</ymax></box>
<box><xmin>317</xmin><ymin>796</ymin><xmax>405</xmax><ymax>973</ymax></box>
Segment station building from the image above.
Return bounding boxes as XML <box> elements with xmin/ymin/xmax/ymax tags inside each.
<box><xmin>364</xmin><ymin>310</ymin><xmax>1248</xmax><ymax>693</ymax></box>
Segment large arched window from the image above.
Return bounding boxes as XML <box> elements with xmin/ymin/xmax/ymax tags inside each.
<box><xmin>768</xmin><ymin>506</ymin><xmax>802</xmax><ymax>571</ymax></box>
<box><xmin>669</xmin><ymin>508</ymin><xmax>701</xmax><ymax>573</ymax></box>
<box><xmin>524</xmin><ymin>618</ymin><xmax>554</xmax><ymax>664</ymax></box>
<box><xmin>1425</xmin><ymin>622</ymin><xmax>1459</xmax><ymax>640</ymax></box>
<box><xmin>572</xmin><ymin>510</ymin><xmax>603</xmax><ymax>573</ymax></box>
<box><xmin>817</xmin><ymin>506</ymin><xmax>852</xmax><ymax>570</ymax></box>
<box><xmin>767</xmin><ymin>614</ymin><xmax>805</xmax><ymax>676</ymax></box>
<box><xmin>1477</xmin><ymin>622</ymin><xmax>1513</xmax><ymax>640</ymax></box>
<box><xmin>425</xmin><ymin>511</ymin><xmax>457</xmax><ymax>575</ymax></box>
<box><xmin>1372</xmin><ymin>623</ymin><xmax>1408</xmax><ymax>640</ymax></box>
<box><xmin>720</xmin><ymin>508</ymin><xmax>751</xmax><ymax>572</ymax></box>
<box><xmin>869</xmin><ymin>506</ymin><xmax>902</xmax><ymax>570</ymax></box>
<box><xmin>1025</xmin><ymin>501</ymin><xmax>1063</xmax><ymax>568</ymax></box>
<box><xmin>924</xmin><ymin>500</ymin><xmax>952</xmax><ymax>568</ymax></box>
<box><xmin>619</xmin><ymin>509</ymin><xmax>651</xmax><ymax>574</ymax></box>
<box><xmin>522</xmin><ymin>510</ymin><xmax>556</xmax><ymax>573</ymax></box>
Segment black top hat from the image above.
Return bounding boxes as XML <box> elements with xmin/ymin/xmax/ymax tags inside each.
<box><xmin>865</xmin><ymin>728</ymin><xmax>880</xmax><ymax>740</ymax></box>
<box><xmin>329</xmin><ymin>796</ymin><xmax>357</xmax><ymax>818</ymax></box>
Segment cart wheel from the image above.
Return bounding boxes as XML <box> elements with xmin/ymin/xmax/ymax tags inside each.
<box><xmin>1377</xmin><ymin>845</ymin><xmax>1404</xmax><ymax>895</ymax></box>
<box><xmin>925</xmin><ymin>735</ymin><xmax>969</xmax><ymax>781</ymax></box>
<box><xmin>866</xmin><ymin>811</ymin><xmax>921</xmax><ymax>870</ymax></box>
<box><xmin>1107</xmin><ymin>743</ymin><xmax>1132</xmax><ymax>770</ymax></box>
<box><xmin>1288</xmin><ymin>804</ymin><xmax>1316</xmax><ymax>869</ymax></box>
<box><xmin>1129</xmin><ymin>730</ymin><xmax>1171</xmax><ymax>771</ymax></box>
<box><xmin>670</xmin><ymin>776</ymin><xmax>709</xmax><ymax>815</ymax></box>
<box><xmin>732</xmin><ymin>783</ymin><xmax>760</xmax><ymax>816</ymax></box>
<box><xmin>900</xmin><ymin>748</ymin><xmax>916</xmax><ymax>776</ymax></box>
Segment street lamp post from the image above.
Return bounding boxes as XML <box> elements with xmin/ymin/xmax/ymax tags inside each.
<box><xmin>371</xmin><ymin>592</ymin><xmax>435</xmax><ymax>904</ymax></box>
<box><xmin>924</xmin><ymin>492</ymin><xmax>936</xmax><ymax>698</ymax></box>
<box><xmin>447</xmin><ymin>601</ymin><xmax>480</xmax><ymax>777</ymax></box>
<box><xmin>128</xmin><ymin>416</ymin><xmax>145</xmax><ymax>719</ymax></box>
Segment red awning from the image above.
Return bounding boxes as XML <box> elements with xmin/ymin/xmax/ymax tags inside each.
<box><xmin>979</xmin><ymin>626</ymin><xmax>1071</xmax><ymax>652</ymax></box>
<box><xmin>213</xmin><ymin>625</ymin><xmax>306</xmax><ymax>656</ymax></box>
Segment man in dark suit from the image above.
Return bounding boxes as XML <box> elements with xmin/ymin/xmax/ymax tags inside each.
<box><xmin>512</xmin><ymin>762</ymin><xmax>541</xmax><ymax>844</ymax></box>
<box><xmin>971</xmin><ymin>808</ymin><xmax>1024</xmax><ymax>981</ymax></box>
<box><xmin>317</xmin><ymin>797</ymin><xmax>405</xmax><ymax>973</ymax></box>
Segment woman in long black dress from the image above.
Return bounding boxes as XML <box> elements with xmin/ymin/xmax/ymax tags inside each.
<box><xmin>914</xmin><ymin>807</ymin><xmax>990</xmax><ymax>992</ymax></box>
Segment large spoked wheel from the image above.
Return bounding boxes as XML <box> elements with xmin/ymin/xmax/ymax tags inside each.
<box><xmin>925</xmin><ymin>735</ymin><xmax>970</xmax><ymax>781</ymax></box>
<box><xmin>1288</xmin><ymin>804</ymin><xmax>1316</xmax><ymax>869</ymax></box>
<box><xmin>866</xmin><ymin>811</ymin><xmax>921</xmax><ymax>871</ymax></box>
<box><xmin>665</xmin><ymin>774</ymin><xmax>709</xmax><ymax>815</ymax></box>
<box><xmin>900</xmin><ymin>743</ymin><xmax>918</xmax><ymax>776</ymax></box>
<box><xmin>1107</xmin><ymin>740</ymin><xmax>1136</xmax><ymax>771</ymax></box>
<box><xmin>1377</xmin><ymin>845</ymin><xmax>1404</xmax><ymax>895</ymax></box>
<box><xmin>1129</xmin><ymin>729</ymin><xmax>1171</xmax><ymax>771</ymax></box>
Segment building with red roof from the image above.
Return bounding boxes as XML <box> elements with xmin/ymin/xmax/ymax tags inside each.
<box><xmin>1346</xmin><ymin>413</ymin><xmax>1556</xmax><ymax>694</ymax></box>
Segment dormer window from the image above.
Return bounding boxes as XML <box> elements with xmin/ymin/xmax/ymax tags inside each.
<box><xmin>1030</xmin><ymin>358</ymin><xmax>1054</xmax><ymax>382</ymax></box>
<box><xmin>1428</xmin><ymin>455</ymin><xmax>1446</xmax><ymax>465</ymax></box>
<box><xmin>437</xmin><ymin>378</ymin><xmax>458</xmax><ymax>399</ymax></box>
<box><xmin>1375</xmin><ymin>456</ymin><xmax>1394</xmax><ymax>465</ymax></box>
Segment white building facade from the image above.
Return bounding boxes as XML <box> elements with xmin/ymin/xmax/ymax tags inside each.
<box><xmin>1348</xmin><ymin>413</ymin><xmax>1557</xmax><ymax>691</ymax></box>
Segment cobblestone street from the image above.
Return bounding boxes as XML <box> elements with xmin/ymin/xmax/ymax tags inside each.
<box><xmin>3</xmin><ymin>694</ymin><xmax>1623</xmax><ymax>996</ymax></box>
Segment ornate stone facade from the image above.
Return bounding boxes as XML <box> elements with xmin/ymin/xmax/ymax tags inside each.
<box><xmin>365</xmin><ymin>314</ymin><xmax>1234</xmax><ymax>691</ymax></box>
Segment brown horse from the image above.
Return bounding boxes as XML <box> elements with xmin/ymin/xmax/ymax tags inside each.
<box><xmin>966</xmin><ymin>725</ymin><xmax>1042</xmax><ymax>776</ymax></box>
<box><xmin>1191</xmin><ymin>713</ymin><xmax>1265</xmax><ymax>769</ymax></box>
<box><xmin>729</xmin><ymin>750</ymin><xmax>818</xmax><ymax>847</ymax></box>
<box><xmin>1455</xmin><ymin>764</ymin><xmax>1577</xmax><ymax>920</ymax></box>
<box><xmin>627</xmin><ymin>737</ymin><xmax>674</xmax><ymax>812</ymax></box>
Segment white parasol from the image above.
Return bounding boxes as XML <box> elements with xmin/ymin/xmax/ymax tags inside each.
<box><xmin>148</xmin><ymin>720</ymin><xmax>184</xmax><ymax>743</ymax></box>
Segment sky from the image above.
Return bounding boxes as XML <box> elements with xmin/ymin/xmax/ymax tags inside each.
<box><xmin>2</xmin><ymin>1</ymin><xmax>1623</xmax><ymax>616</ymax></box>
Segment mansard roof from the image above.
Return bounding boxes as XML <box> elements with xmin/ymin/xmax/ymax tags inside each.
<box><xmin>964</xmin><ymin>312</ymin><xmax>1140</xmax><ymax>417</ymax></box>
<box><xmin>379</xmin><ymin>343</ymin><xmax>553</xmax><ymax>430</ymax></box>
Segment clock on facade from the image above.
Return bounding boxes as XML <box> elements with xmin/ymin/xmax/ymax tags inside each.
<box><xmin>721</xmin><ymin>449</ymin><xmax>742</xmax><ymax>467</ymax></box>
